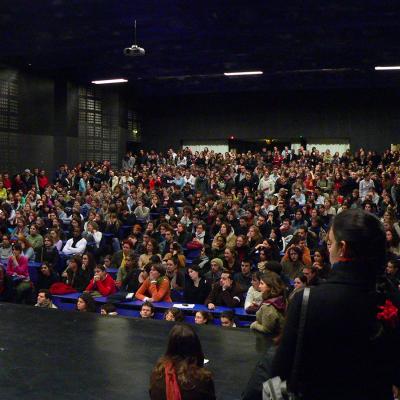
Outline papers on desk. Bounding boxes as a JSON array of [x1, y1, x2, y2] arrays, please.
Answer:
[[173, 303, 195, 309]]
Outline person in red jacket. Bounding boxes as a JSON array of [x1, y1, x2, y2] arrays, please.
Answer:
[[85, 265, 116, 296], [38, 169, 49, 192]]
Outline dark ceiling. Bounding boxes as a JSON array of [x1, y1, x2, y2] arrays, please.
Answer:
[[1, 1, 400, 95]]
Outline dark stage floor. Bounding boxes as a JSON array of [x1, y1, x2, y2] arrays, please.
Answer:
[[0, 303, 271, 400]]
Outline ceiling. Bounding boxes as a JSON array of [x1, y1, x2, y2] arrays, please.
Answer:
[[1, 1, 400, 95]]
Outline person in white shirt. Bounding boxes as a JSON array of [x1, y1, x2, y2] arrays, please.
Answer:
[[268, 168, 280, 185], [86, 221, 102, 248], [359, 174, 375, 201], [258, 171, 275, 196], [183, 171, 196, 187], [62, 228, 87, 256], [244, 271, 263, 313], [291, 188, 306, 206]]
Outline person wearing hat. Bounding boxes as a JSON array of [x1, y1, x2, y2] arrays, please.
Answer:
[[204, 258, 223, 283], [135, 263, 172, 302], [184, 264, 211, 304]]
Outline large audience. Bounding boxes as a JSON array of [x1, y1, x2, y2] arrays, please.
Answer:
[[0, 145, 400, 332]]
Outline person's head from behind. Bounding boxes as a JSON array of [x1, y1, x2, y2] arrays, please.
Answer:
[[259, 272, 285, 300], [140, 301, 154, 319], [265, 261, 283, 275], [164, 324, 205, 367], [77, 293, 96, 312], [220, 310, 235, 328], [328, 209, 385, 285], [164, 307, 185, 322], [195, 311, 212, 325]]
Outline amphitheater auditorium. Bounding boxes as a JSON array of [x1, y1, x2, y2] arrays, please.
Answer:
[[0, 2, 400, 400]]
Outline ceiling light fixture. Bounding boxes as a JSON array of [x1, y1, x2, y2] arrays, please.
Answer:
[[224, 71, 263, 76], [92, 79, 128, 84], [374, 66, 400, 71]]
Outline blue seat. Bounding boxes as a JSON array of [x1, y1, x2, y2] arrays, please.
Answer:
[[184, 315, 196, 324], [185, 248, 201, 260], [154, 312, 165, 320], [53, 300, 76, 311], [116, 308, 140, 318]]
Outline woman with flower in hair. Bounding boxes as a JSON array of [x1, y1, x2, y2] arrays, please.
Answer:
[[272, 209, 400, 400]]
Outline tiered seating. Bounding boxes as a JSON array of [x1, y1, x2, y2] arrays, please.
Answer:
[[52, 292, 256, 327]]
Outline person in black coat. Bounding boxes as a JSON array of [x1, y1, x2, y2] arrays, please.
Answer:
[[271, 209, 400, 400], [184, 265, 211, 304], [36, 262, 60, 291], [36, 235, 59, 267], [61, 255, 90, 292]]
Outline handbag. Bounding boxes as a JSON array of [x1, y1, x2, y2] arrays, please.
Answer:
[[262, 287, 311, 400]]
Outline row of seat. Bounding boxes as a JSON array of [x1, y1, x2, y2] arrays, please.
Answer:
[[52, 292, 256, 327]]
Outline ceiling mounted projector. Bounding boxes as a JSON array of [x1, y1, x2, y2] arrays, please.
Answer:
[[124, 44, 145, 56], [124, 20, 145, 56]]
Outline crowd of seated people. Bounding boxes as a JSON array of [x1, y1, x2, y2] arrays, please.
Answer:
[[0, 146, 399, 334]]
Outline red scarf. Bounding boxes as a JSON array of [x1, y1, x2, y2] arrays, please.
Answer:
[[165, 361, 182, 400]]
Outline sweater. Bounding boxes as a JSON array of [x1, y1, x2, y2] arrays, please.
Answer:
[[85, 274, 117, 296], [135, 277, 172, 302], [184, 278, 211, 304], [6, 255, 29, 280], [244, 286, 263, 312], [250, 296, 286, 335]]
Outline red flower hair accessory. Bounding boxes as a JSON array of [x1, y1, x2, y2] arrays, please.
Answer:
[[377, 300, 399, 329]]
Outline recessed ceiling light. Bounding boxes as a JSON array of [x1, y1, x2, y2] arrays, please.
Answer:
[[91, 79, 128, 84], [224, 71, 263, 76], [374, 66, 400, 71]]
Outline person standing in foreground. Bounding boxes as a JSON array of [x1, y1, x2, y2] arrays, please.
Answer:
[[271, 209, 400, 400], [149, 324, 215, 400]]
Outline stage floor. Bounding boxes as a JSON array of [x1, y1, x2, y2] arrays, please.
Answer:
[[0, 303, 271, 400]]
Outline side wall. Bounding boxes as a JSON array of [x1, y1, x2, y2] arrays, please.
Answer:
[[0, 68, 133, 174]]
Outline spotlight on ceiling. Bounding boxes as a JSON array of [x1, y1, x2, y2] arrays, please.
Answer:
[[91, 79, 128, 84], [224, 71, 263, 76], [374, 66, 400, 71]]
